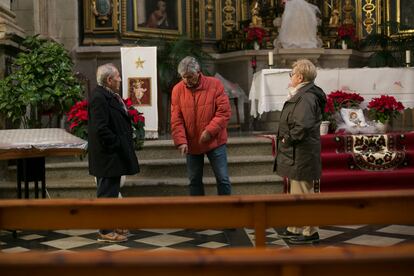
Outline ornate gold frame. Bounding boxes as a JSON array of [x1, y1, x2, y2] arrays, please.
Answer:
[[387, 0, 414, 36], [132, 0, 182, 37]]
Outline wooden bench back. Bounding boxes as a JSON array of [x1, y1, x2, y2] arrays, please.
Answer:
[[1, 190, 414, 247]]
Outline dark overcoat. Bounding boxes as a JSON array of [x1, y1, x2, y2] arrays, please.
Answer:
[[88, 86, 139, 177], [274, 83, 326, 181]]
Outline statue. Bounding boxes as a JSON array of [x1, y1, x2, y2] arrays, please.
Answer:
[[343, 0, 354, 25], [250, 0, 263, 27], [329, 8, 340, 27], [275, 0, 322, 49]]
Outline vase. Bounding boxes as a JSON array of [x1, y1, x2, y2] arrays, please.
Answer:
[[253, 41, 260, 50], [341, 40, 348, 50], [320, 121, 330, 135], [375, 121, 390, 133]]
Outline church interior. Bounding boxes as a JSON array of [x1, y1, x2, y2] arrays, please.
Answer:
[[0, 0, 414, 274]]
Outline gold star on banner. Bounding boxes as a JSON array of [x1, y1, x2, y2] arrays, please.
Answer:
[[135, 57, 145, 69]]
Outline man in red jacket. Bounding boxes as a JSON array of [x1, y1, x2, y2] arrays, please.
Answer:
[[171, 56, 232, 196]]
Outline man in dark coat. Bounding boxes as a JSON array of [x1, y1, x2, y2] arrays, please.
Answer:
[[274, 59, 326, 244], [88, 63, 139, 242]]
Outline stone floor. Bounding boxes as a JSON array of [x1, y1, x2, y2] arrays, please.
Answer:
[[1, 224, 413, 253]]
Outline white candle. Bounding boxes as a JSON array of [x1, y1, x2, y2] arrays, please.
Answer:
[[268, 51, 274, 66], [406, 50, 411, 64]]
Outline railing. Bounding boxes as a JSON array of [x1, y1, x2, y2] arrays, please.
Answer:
[[0, 244, 413, 276], [1, 190, 414, 247]]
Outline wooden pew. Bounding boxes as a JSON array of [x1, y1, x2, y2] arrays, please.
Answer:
[[0, 244, 413, 276], [1, 190, 414, 247]]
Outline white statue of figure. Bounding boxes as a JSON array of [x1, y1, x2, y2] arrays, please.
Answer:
[[275, 0, 322, 49]]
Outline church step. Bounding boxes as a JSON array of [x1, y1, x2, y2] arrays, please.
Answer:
[[0, 175, 283, 199], [44, 136, 273, 162], [6, 155, 275, 180]]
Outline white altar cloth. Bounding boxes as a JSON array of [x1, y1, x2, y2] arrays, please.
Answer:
[[249, 67, 414, 117]]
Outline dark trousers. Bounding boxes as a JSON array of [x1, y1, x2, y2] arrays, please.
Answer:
[[96, 176, 121, 234]]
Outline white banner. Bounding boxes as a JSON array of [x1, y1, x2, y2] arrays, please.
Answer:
[[121, 47, 158, 139]]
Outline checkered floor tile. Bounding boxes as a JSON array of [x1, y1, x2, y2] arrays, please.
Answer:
[[1, 225, 413, 253]]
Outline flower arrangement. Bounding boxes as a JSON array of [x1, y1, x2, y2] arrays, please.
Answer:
[[67, 97, 145, 150], [323, 90, 365, 132], [337, 24, 357, 47], [244, 27, 268, 49], [324, 90, 365, 118], [367, 95, 405, 123], [123, 98, 145, 150], [67, 99, 88, 140]]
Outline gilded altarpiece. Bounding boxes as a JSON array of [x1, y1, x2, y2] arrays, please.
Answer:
[[82, 0, 119, 45]]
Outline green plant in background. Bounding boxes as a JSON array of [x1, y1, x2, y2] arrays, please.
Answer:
[[0, 35, 82, 128]]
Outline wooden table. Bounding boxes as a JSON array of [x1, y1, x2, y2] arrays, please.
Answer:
[[0, 128, 87, 198]]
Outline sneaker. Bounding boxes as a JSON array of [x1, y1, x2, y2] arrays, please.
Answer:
[[115, 229, 131, 237], [277, 230, 301, 239], [289, 232, 320, 244], [97, 232, 127, 243]]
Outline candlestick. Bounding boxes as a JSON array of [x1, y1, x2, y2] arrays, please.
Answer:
[[268, 51, 274, 66], [406, 50, 411, 66]]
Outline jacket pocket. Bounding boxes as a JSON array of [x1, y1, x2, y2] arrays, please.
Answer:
[[278, 144, 295, 166]]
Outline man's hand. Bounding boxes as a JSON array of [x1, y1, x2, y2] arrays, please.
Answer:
[[199, 130, 211, 144], [178, 144, 188, 156]]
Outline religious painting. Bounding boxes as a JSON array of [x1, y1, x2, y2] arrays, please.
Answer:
[[133, 0, 182, 35], [128, 77, 152, 106]]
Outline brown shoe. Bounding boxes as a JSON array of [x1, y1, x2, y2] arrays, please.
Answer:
[[115, 229, 131, 236], [97, 232, 127, 243]]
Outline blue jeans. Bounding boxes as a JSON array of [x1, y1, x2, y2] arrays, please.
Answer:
[[186, 144, 231, 196]]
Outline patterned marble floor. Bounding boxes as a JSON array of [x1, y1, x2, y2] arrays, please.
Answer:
[[1, 224, 414, 253]]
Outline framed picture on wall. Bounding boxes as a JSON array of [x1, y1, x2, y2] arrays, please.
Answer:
[[387, 0, 414, 35], [128, 77, 152, 106], [133, 0, 183, 35]]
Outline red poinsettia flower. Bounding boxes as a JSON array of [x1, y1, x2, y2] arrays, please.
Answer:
[[367, 95, 405, 123], [66, 97, 145, 150]]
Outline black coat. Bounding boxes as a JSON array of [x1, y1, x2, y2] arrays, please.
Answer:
[[88, 86, 139, 177], [274, 83, 326, 181]]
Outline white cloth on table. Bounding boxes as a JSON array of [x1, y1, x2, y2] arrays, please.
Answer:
[[249, 67, 414, 117]]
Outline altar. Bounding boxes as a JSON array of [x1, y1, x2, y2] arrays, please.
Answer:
[[249, 67, 414, 118], [0, 128, 87, 198]]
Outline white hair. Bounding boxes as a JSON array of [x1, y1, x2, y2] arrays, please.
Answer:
[[177, 56, 200, 76], [96, 63, 118, 86]]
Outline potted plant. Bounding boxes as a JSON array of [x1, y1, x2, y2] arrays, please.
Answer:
[[324, 90, 365, 132], [67, 97, 145, 150], [367, 95, 404, 133], [0, 35, 82, 129], [244, 26, 268, 50], [337, 24, 357, 49]]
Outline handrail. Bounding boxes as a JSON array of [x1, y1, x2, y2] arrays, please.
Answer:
[[0, 244, 413, 276], [1, 190, 414, 247]]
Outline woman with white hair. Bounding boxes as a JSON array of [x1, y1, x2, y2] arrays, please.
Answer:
[[274, 59, 326, 244]]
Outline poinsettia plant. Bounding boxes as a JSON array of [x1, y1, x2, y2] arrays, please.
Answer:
[[324, 90, 365, 118], [367, 95, 404, 123], [323, 90, 365, 132], [337, 24, 358, 48], [123, 98, 145, 150], [244, 27, 268, 49], [67, 97, 145, 150], [67, 99, 88, 140]]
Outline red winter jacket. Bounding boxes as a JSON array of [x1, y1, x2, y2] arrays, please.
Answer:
[[171, 74, 231, 154]]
